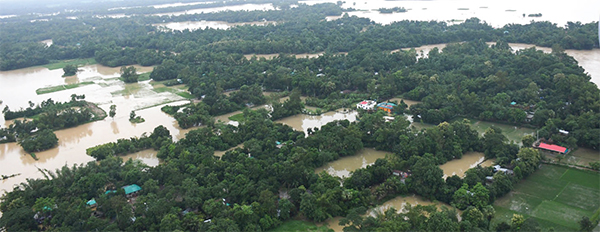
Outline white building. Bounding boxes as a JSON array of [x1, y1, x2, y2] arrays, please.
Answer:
[[356, 100, 377, 110]]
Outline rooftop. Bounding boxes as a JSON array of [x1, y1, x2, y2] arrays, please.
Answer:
[[123, 184, 142, 195], [537, 142, 568, 154]]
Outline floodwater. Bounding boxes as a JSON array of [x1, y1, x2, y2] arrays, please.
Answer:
[[368, 195, 455, 217], [410, 118, 534, 144], [388, 97, 421, 107], [151, 1, 215, 9], [154, 20, 275, 31], [314, 148, 389, 178], [319, 194, 458, 232], [301, 0, 599, 28], [276, 108, 358, 135], [120, 149, 163, 167], [439, 152, 495, 178], [501, 43, 600, 88], [0, 63, 190, 194], [152, 3, 274, 17], [244, 52, 324, 60]]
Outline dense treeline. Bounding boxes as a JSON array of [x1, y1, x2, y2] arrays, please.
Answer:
[[0, 97, 103, 152], [1, 106, 543, 231], [86, 126, 173, 160], [1, 3, 597, 70]]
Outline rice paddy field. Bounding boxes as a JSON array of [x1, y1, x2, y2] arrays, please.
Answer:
[[493, 164, 600, 230]]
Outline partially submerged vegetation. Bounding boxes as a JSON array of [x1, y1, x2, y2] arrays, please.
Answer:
[[0, 96, 106, 153], [0, 1, 599, 231], [35, 81, 94, 95]]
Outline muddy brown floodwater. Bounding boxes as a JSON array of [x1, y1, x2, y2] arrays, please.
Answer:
[[439, 152, 495, 178], [314, 148, 390, 178], [0, 63, 189, 194], [276, 109, 358, 135]]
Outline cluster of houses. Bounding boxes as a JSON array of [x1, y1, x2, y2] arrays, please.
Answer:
[[356, 100, 397, 113]]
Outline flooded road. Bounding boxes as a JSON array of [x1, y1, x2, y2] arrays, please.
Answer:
[[439, 152, 495, 178], [315, 148, 389, 178]]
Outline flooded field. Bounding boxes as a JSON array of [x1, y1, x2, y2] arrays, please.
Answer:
[[301, 0, 599, 28], [153, 3, 274, 17], [439, 152, 495, 178], [0, 63, 191, 193], [154, 20, 275, 31], [276, 109, 357, 135], [314, 148, 389, 178]]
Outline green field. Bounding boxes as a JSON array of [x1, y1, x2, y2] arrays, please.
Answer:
[[36, 81, 95, 94], [43, 58, 96, 70], [269, 220, 331, 232], [228, 113, 245, 122], [494, 165, 600, 230]]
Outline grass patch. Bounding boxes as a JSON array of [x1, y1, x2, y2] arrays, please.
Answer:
[[153, 86, 195, 99], [228, 113, 244, 122], [493, 165, 600, 230], [532, 200, 591, 228], [43, 58, 96, 70], [560, 168, 600, 189], [36, 81, 95, 95], [138, 72, 151, 81], [269, 220, 331, 232]]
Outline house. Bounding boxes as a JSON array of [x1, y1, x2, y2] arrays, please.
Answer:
[[377, 102, 397, 113], [356, 100, 377, 110], [536, 142, 568, 154], [493, 165, 513, 175], [392, 170, 411, 183], [123, 184, 142, 198], [558, 129, 569, 136], [525, 111, 535, 122], [86, 199, 97, 211], [383, 116, 395, 122]]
